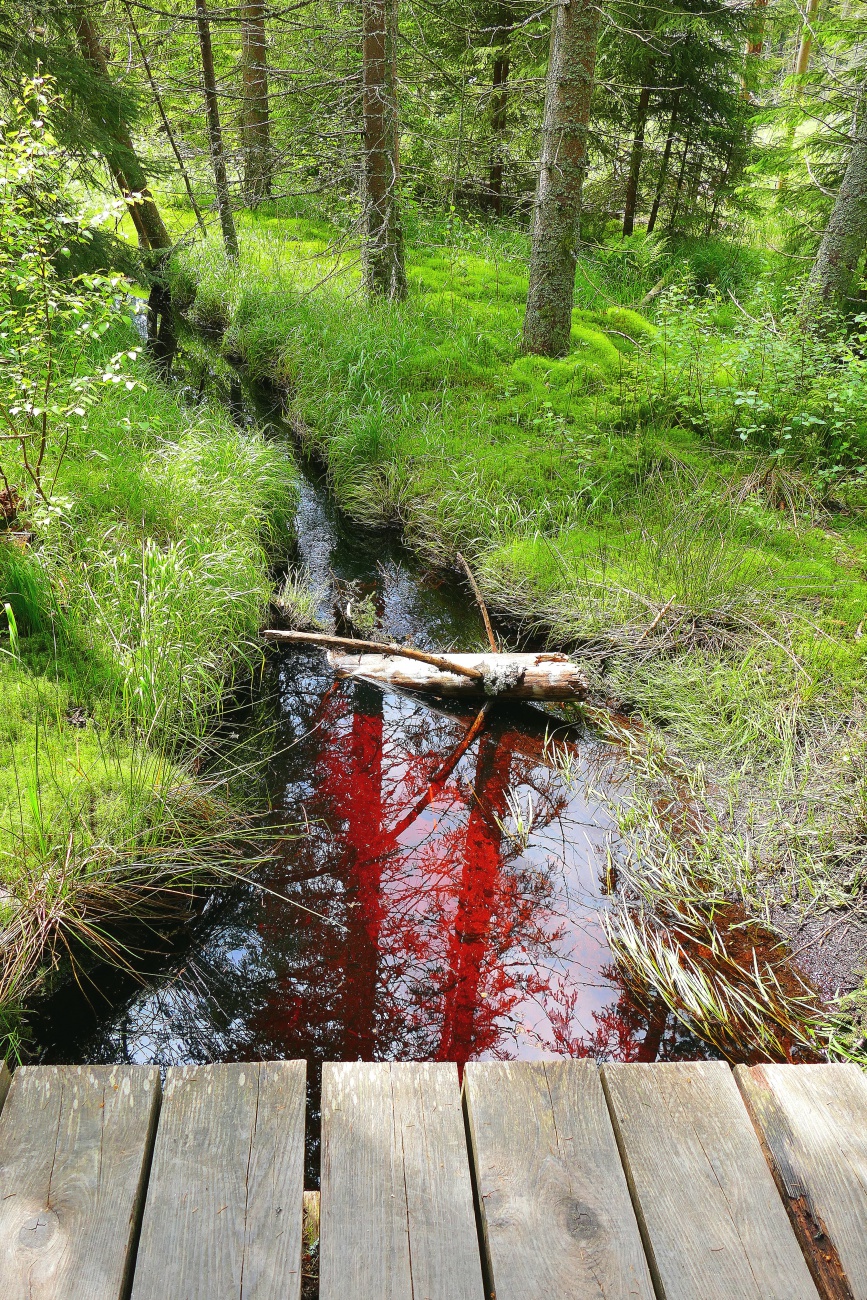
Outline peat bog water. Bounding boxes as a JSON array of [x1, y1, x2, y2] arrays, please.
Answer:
[[30, 340, 713, 1174]]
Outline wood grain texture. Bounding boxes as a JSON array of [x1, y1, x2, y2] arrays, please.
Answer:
[[0, 1064, 159, 1300], [603, 1061, 821, 1300], [319, 1061, 484, 1300], [463, 1060, 655, 1300], [131, 1060, 306, 1300], [735, 1063, 867, 1300]]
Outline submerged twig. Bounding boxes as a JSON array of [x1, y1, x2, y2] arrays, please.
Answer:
[[389, 704, 490, 840], [457, 552, 499, 652]]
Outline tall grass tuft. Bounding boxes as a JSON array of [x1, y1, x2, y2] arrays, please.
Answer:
[[0, 703, 278, 1059], [0, 319, 299, 1046]]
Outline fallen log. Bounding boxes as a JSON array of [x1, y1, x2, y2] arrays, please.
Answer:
[[262, 628, 484, 679], [326, 650, 587, 700], [262, 629, 588, 699]]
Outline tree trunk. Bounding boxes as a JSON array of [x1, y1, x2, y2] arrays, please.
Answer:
[[73, 7, 171, 250], [646, 95, 680, 234], [122, 0, 207, 235], [804, 94, 867, 313], [684, 151, 704, 227], [361, 0, 407, 300], [195, 0, 239, 259], [794, 0, 821, 79], [437, 730, 511, 1065], [622, 81, 653, 237], [666, 134, 691, 232], [341, 682, 385, 1059], [707, 144, 734, 234], [488, 6, 513, 214], [522, 0, 601, 357], [746, 0, 769, 57], [241, 0, 272, 204], [777, 0, 822, 191]]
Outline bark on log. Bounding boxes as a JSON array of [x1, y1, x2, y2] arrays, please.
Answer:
[[326, 651, 588, 700]]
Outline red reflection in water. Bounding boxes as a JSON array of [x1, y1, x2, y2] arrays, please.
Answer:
[[437, 729, 512, 1063], [249, 682, 695, 1066]]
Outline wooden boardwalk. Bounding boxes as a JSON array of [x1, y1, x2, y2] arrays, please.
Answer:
[[0, 1060, 863, 1299]]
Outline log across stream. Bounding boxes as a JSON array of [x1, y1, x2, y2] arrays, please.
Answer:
[[262, 631, 589, 700], [27, 340, 784, 1182]]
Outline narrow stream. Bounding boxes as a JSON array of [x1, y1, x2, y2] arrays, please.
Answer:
[[29, 340, 712, 1179]]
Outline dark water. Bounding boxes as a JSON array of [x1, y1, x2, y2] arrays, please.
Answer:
[[30, 359, 710, 1179]]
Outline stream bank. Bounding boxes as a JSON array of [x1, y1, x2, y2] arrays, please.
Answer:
[[0, 315, 297, 1054], [28, 355, 721, 1180], [29, 343, 848, 1164]]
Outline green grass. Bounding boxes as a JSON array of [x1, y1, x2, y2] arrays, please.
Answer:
[[0, 324, 297, 1048], [168, 203, 867, 1061]]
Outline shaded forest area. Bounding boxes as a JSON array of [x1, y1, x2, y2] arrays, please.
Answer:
[[0, 0, 866, 1064]]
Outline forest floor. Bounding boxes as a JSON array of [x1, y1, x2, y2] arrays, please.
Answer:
[[167, 202, 867, 1061], [0, 321, 297, 1051]]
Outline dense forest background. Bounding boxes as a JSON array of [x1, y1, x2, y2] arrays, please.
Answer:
[[1, 0, 864, 286]]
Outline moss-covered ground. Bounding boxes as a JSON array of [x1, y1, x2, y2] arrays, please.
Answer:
[[168, 204, 867, 1060]]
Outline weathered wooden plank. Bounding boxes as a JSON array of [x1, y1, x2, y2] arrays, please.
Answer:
[[320, 1062, 411, 1300], [319, 1061, 484, 1300], [463, 1060, 655, 1300], [735, 1063, 867, 1300], [131, 1060, 306, 1300], [0, 1064, 159, 1300], [603, 1061, 820, 1300]]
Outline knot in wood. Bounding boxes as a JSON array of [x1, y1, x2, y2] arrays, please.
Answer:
[[18, 1208, 60, 1249]]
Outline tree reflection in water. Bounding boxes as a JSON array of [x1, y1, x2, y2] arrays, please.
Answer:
[[243, 671, 702, 1069], [31, 656, 709, 1077]]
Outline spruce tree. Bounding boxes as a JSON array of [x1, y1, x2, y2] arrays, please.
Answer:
[[805, 89, 867, 314], [522, 0, 601, 357], [361, 0, 407, 300], [242, 0, 272, 204]]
